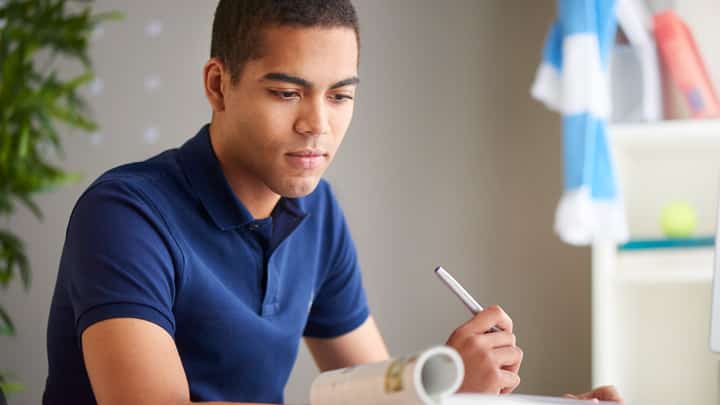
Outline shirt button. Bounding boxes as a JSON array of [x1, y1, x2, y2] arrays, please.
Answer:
[[248, 224, 259, 231]]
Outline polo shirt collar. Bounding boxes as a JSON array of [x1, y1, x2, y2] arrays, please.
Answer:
[[178, 124, 306, 231]]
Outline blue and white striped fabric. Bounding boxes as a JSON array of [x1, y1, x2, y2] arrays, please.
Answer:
[[531, 0, 629, 245]]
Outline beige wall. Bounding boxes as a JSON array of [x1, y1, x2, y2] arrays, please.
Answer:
[[287, 0, 592, 400], [0, 1, 595, 404]]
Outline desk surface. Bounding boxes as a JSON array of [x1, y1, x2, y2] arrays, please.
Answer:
[[444, 394, 609, 404]]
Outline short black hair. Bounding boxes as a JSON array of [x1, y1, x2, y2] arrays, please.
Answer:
[[211, 0, 360, 84]]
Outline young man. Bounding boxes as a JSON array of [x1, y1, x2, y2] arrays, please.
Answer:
[[43, 1, 619, 404]]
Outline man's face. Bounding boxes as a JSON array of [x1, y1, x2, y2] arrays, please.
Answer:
[[212, 25, 358, 198]]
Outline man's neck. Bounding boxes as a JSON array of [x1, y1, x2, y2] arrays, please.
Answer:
[[227, 181, 280, 219], [208, 123, 280, 219]]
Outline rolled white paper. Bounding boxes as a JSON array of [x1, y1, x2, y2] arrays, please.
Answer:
[[310, 345, 464, 405]]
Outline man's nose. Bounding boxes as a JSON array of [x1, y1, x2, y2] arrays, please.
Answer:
[[295, 97, 330, 137]]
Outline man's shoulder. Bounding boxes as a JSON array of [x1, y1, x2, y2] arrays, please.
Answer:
[[93, 148, 181, 190], [75, 148, 188, 220]]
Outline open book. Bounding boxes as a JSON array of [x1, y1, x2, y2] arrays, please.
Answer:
[[309, 346, 612, 405]]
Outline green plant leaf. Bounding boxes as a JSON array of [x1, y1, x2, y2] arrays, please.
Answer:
[[0, 1, 123, 384], [17, 124, 30, 159], [16, 245, 30, 290], [0, 306, 15, 336], [33, 110, 62, 150], [63, 71, 94, 92], [0, 256, 14, 287], [47, 105, 98, 131], [0, 196, 12, 216], [0, 229, 28, 291], [91, 10, 125, 23], [16, 193, 43, 220], [0, 381, 24, 395]]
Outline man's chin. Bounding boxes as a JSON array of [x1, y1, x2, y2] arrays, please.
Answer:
[[274, 176, 321, 198]]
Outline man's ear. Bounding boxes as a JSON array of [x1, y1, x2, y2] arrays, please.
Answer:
[[203, 58, 227, 113]]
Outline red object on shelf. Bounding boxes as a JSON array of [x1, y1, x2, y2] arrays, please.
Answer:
[[653, 10, 720, 119]]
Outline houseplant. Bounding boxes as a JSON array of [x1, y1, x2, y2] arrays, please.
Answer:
[[0, 0, 121, 395]]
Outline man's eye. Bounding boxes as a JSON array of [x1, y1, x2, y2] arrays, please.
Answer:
[[270, 90, 300, 100], [331, 94, 353, 102]]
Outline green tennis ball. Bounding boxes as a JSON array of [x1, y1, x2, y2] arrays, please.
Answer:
[[660, 201, 697, 238]]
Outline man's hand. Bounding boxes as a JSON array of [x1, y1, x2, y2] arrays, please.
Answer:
[[563, 385, 624, 403], [446, 305, 523, 394]]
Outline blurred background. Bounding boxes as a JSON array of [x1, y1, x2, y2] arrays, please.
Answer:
[[0, 1, 719, 404]]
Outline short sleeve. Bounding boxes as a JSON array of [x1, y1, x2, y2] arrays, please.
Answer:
[[63, 178, 181, 339], [303, 185, 369, 338]]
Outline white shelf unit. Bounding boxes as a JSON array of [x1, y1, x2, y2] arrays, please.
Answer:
[[615, 247, 714, 284], [592, 119, 720, 405]]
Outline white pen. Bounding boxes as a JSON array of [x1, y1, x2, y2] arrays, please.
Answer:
[[434, 266, 501, 332]]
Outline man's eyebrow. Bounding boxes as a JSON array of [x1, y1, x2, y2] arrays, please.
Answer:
[[262, 72, 311, 87], [329, 76, 359, 90], [261, 72, 359, 90]]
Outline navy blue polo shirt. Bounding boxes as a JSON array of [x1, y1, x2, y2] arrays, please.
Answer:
[[43, 124, 370, 404]]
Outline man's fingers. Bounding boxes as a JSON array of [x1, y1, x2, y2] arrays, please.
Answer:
[[564, 386, 622, 403], [498, 346, 523, 374], [591, 385, 623, 402], [482, 305, 513, 333], [480, 331, 516, 349], [563, 394, 599, 403], [460, 331, 516, 353], [576, 393, 598, 400], [448, 305, 513, 346], [446, 306, 523, 395], [492, 346, 523, 369], [498, 369, 520, 393], [499, 368, 521, 394]]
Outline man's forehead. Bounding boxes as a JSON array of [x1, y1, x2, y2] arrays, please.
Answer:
[[247, 25, 358, 82]]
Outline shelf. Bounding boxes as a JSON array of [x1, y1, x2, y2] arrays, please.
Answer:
[[609, 119, 720, 151], [607, 119, 720, 237], [615, 246, 714, 284], [618, 236, 715, 251], [616, 268, 712, 283], [595, 119, 720, 404], [610, 118, 720, 137]]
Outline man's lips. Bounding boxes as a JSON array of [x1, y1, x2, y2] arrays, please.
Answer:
[[285, 150, 328, 169], [286, 149, 327, 157]]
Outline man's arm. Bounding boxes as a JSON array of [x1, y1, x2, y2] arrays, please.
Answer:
[[304, 316, 389, 371], [82, 318, 276, 405]]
